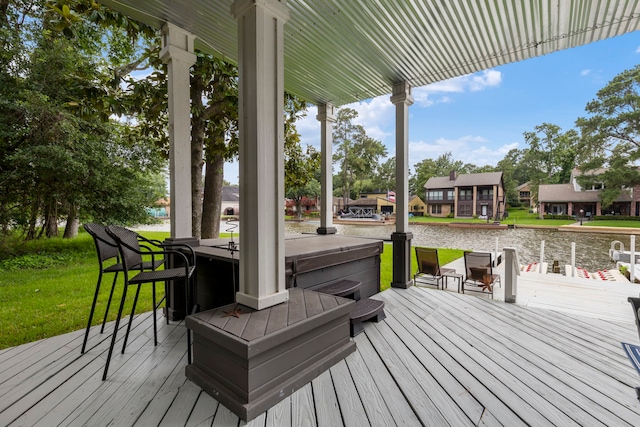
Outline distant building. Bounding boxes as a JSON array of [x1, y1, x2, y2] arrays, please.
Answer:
[[333, 196, 354, 214], [538, 168, 640, 217], [222, 186, 240, 215], [340, 191, 426, 216], [515, 182, 534, 210], [150, 197, 170, 218], [423, 171, 506, 218], [285, 196, 318, 215], [352, 191, 396, 215]]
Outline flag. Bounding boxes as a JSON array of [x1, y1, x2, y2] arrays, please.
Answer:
[[387, 190, 395, 202]]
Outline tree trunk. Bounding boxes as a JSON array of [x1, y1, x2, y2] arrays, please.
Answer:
[[25, 198, 39, 241], [201, 153, 224, 238], [44, 202, 58, 238], [63, 204, 79, 238], [0, 1, 9, 23], [295, 197, 303, 219], [190, 73, 206, 238]]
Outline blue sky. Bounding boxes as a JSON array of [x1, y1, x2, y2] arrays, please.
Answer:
[[224, 31, 640, 185]]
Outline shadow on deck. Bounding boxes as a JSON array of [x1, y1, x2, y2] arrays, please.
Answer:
[[1, 286, 640, 426]]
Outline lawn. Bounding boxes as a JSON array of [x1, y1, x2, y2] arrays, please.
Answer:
[[0, 230, 173, 349], [379, 243, 465, 291], [409, 208, 577, 227], [586, 220, 640, 228], [504, 208, 577, 226], [0, 229, 464, 349]]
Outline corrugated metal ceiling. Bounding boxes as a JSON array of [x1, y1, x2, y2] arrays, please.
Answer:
[[100, 0, 640, 106]]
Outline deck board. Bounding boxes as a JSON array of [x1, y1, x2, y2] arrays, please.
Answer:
[[311, 369, 342, 427], [2, 286, 640, 426]]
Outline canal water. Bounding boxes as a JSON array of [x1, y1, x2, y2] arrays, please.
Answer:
[[143, 219, 633, 273], [284, 221, 635, 273]]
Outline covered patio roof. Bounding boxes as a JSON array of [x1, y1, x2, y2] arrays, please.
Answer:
[[100, 0, 640, 105]]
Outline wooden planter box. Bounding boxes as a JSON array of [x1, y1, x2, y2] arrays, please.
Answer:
[[185, 288, 355, 421]]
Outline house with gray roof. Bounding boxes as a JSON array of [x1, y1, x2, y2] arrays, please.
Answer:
[[423, 171, 505, 219], [222, 186, 240, 215], [538, 169, 638, 218]]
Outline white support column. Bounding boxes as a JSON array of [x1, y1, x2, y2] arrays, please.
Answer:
[[504, 247, 519, 303], [160, 23, 196, 239], [232, 0, 290, 310], [316, 103, 337, 235], [390, 82, 414, 289]]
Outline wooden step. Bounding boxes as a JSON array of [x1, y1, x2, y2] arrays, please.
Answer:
[[350, 298, 385, 337], [314, 279, 361, 300]]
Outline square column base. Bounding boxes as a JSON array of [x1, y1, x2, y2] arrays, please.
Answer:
[[185, 288, 355, 421], [316, 226, 337, 235], [391, 232, 413, 289]]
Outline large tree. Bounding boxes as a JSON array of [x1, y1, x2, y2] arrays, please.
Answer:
[[576, 64, 640, 208], [333, 108, 387, 203], [284, 94, 319, 219], [371, 157, 396, 192], [0, 1, 165, 239], [522, 123, 577, 184], [496, 148, 525, 206], [519, 123, 578, 205], [64, 1, 311, 238]]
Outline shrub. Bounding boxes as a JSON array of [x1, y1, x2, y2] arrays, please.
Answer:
[[543, 214, 573, 220]]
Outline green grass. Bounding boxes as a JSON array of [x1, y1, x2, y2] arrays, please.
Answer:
[[0, 229, 463, 349], [380, 243, 465, 291], [410, 208, 575, 226], [585, 220, 640, 228], [0, 230, 177, 349], [503, 208, 576, 226]]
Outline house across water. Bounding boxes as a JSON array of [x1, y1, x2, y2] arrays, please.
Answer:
[[538, 168, 640, 218]]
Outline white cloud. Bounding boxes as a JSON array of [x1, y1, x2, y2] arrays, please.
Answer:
[[297, 105, 321, 149], [344, 96, 394, 143], [636, 46, 640, 53], [413, 69, 502, 107], [580, 69, 591, 76], [297, 95, 395, 148], [409, 136, 518, 169]]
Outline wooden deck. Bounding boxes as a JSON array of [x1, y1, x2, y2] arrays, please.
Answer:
[[2, 285, 640, 426]]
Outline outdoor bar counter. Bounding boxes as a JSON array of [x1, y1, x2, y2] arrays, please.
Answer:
[[171, 234, 383, 316]]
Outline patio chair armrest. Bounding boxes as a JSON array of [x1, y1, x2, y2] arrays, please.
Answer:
[[159, 242, 196, 264], [138, 234, 164, 247], [159, 249, 196, 269]]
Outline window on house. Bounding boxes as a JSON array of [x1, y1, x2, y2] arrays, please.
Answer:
[[459, 189, 472, 201], [428, 190, 443, 201], [431, 204, 442, 214], [479, 188, 493, 198], [447, 190, 454, 200]]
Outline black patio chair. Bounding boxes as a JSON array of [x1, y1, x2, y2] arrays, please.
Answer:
[[82, 223, 164, 354], [102, 225, 196, 380], [414, 247, 456, 289], [463, 251, 501, 299]]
